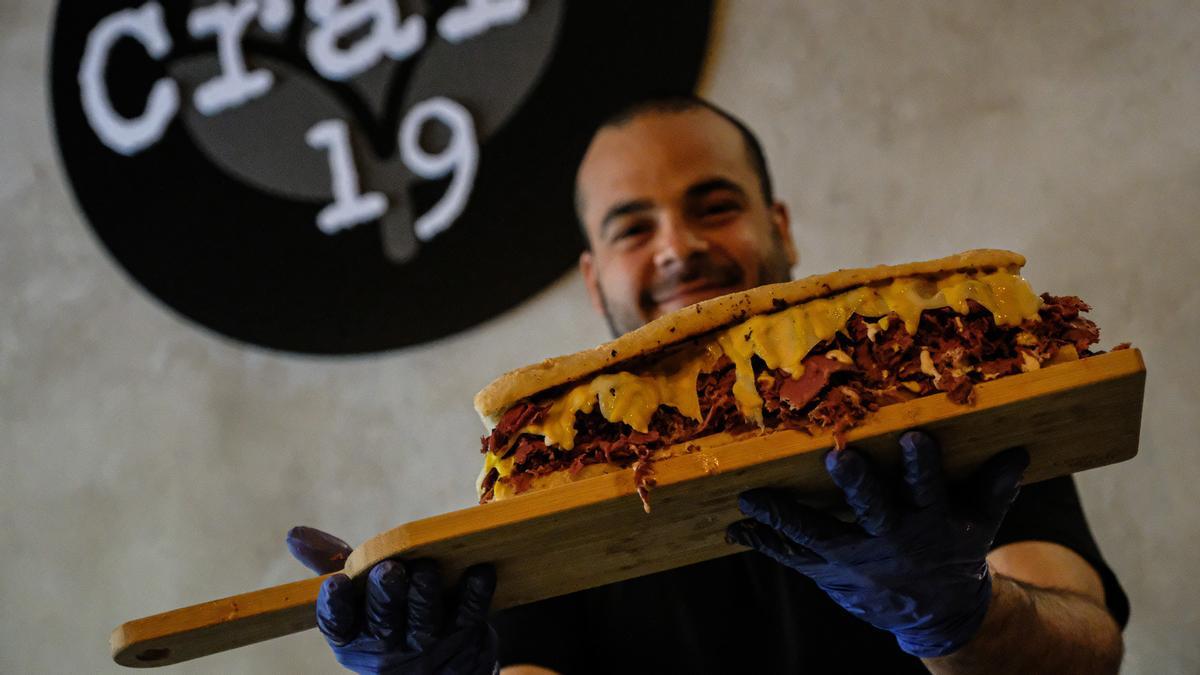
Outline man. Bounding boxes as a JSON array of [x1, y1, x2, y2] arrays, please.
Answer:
[[290, 97, 1128, 674]]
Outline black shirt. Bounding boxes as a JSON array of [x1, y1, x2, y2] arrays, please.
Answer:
[[491, 476, 1128, 674]]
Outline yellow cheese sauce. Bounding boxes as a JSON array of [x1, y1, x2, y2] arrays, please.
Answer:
[[488, 271, 1041, 477], [524, 342, 724, 451]]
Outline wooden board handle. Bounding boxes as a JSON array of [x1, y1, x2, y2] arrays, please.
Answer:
[[110, 575, 327, 668]]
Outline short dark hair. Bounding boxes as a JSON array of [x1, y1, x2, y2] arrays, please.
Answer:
[[575, 95, 775, 241]]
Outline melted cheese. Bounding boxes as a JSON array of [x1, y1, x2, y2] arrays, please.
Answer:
[[486, 271, 1041, 476], [483, 448, 514, 480], [523, 343, 723, 450]]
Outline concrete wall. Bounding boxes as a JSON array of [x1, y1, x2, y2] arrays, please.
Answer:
[[3, 1, 1198, 672]]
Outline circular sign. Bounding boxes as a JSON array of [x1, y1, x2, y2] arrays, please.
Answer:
[[50, 0, 712, 354]]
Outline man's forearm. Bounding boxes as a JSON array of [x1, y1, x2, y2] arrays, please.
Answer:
[[923, 573, 1122, 675]]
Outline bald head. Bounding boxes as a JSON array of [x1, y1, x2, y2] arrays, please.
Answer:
[[575, 97, 774, 233], [575, 102, 796, 335]]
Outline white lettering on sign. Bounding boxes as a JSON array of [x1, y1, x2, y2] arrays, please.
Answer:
[[305, 0, 426, 81], [437, 0, 528, 43], [257, 0, 294, 32], [188, 0, 280, 116], [306, 118, 387, 234], [78, 1, 519, 247], [78, 2, 179, 156], [400, 97, 478, 242]]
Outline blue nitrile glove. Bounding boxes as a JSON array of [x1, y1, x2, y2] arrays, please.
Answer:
[[317, 559, 499, 675], [287, 526, 353, 574], [725, 430, 1029, 658]]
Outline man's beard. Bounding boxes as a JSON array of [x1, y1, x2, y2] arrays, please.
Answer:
[[597, 242, 794, 338]]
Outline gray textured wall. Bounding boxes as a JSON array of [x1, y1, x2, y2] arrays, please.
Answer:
[[3, 1, 1198, 673]]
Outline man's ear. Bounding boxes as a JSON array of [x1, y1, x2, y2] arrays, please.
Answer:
[[579, 250, 607, 317], [771, 202, 799, 267]]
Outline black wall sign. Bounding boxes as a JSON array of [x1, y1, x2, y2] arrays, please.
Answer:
[[50, 0, 712, 354]]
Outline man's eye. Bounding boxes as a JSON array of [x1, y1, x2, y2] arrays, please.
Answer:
[[613, 223, 651, 242], [702, 201, 739, 216]]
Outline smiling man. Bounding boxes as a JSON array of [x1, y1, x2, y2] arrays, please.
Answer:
[[292, 97, 1128, 675], [577, 101, 796, 333]]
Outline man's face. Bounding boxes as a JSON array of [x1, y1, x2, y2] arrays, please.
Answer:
[[577, 108, 797, 336]]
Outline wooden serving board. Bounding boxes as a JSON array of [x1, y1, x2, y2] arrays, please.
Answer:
[[112, 348, 1145, 668]]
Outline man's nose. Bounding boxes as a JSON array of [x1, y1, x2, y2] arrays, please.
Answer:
[[652, 217, 709, 269]]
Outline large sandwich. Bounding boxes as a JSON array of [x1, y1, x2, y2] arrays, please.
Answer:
[[474, 249, 1115, 506]]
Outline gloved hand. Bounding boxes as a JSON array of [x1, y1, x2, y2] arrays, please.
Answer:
[[317, 559, 499, 675], [725, 430, 1029, 658]]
